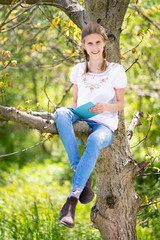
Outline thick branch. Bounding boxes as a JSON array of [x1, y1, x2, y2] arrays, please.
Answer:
[[127, 111, 143, 140], [0, 105, 92, 134], [0, 0, 85, 29]]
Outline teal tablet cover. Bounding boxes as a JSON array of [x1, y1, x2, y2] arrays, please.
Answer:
[[72, 102, 98, 119]]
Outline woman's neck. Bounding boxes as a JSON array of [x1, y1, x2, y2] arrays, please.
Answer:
[[88, 59, 108, 73]]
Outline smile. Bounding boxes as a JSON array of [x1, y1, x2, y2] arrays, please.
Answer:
[[91, 51, 100, 54]]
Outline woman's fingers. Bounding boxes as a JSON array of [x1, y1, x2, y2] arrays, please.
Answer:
[[90, 103, 104, 113]]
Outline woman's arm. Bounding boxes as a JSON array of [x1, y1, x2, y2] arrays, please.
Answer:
[[90, 88, 125, 113], [69, 84, 78, 109]]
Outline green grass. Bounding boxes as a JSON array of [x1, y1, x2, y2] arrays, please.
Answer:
[[0, 159, 101, 240], [0, 157, 159, 239]]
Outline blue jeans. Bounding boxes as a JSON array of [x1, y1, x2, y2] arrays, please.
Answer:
[[54, 107, 114, 197]]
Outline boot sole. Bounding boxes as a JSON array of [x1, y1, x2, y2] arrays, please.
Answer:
[[58, 218, 74, 228]]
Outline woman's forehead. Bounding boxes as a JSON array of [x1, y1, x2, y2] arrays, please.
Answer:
[[84, 33, 104, 42]]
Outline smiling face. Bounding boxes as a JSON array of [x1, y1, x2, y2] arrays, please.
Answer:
[[82, 33, 106, 61]]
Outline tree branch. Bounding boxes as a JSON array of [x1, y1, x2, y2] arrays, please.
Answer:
[[139, 201, 160, 210], [43, 77, 56, 110], [125, 58, 139, 72], [1, 2, 39, 28], [0, 0, 85, 29], [122, 39, 143, 55], [0, 138, 48, 158], [126, 84, 160, 98], [130, 116, 153, 148], [57, 83, 73, 106], [0, 60, 11, 71], [136, 172, 160, 178], [127, 111, 143, 140], [0, 5, 38, 33], [0, 0, 24, 29], [130, 4, 160, 31], [0, 105, 92, 135]]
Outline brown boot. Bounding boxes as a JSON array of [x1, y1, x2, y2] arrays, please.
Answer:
[[79, 177, 95, 204], [58, 197, 78, 228]]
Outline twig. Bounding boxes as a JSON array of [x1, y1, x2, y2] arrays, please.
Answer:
[[130, 4, 160, 31], [137, 172, 160, 178], [0, 60, 11, 71], [130, 116, 153, 148], [0, 138, 48, 158], [139, 201, 160, 210], [3, 3, 39, 26], [123, 39, 143, 55], [0, 6, 38, 33], [57, 83, 73, 106], [38, 5, 52, 24], [43, 77, 59, 126], [43, 77, 56, 110], [125, 58, 139, 72], [136, 155, 160, 178], [0, 0, 24, 30]]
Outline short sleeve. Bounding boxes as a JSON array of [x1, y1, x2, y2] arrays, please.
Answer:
[[70, 64, 79, 84], [111, 64, 127, 89]]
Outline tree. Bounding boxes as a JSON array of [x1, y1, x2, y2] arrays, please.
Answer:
[[0, 0, 159, 239]]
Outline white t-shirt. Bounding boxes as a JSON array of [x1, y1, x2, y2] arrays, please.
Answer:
[[70, 62, 127, 131]]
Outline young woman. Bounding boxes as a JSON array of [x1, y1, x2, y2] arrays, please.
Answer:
[[54, 22, 127, 228]]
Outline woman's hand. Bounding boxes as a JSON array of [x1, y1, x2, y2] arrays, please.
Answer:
[[89, 102, 105, 113], [90, 89, 125, 113]]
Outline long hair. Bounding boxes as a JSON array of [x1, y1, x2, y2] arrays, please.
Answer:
[[81, 22, 108, 74]]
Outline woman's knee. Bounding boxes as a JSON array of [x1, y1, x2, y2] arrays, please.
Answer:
[[54, 107, 71, 121], [86, 131, 112, 150], [86, 133, 101, 150]]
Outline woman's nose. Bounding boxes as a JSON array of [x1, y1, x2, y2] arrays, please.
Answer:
[[92, 44, 97, 50]]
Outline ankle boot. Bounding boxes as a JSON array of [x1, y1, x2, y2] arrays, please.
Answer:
[[79, 177, 95, 204], [58, 197, 78, 228]]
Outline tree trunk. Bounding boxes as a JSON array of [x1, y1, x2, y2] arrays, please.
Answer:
[[84, 1, 142, 239], [91, 130, 142, 240]]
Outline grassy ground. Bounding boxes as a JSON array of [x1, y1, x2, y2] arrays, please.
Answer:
[[0, 156, 159, 240], [0, 158, 101, 240]]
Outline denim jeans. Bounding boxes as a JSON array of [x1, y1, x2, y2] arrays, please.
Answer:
[[54, 107, 114, 198]]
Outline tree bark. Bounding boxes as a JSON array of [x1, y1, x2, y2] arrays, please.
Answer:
[[0, 0, 85, 29], [0, 0, 146, 239], [0, 105, 92, 135], [83, 1, 143, 239]]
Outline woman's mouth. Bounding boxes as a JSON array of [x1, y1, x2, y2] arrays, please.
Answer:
[[91, 51, 100, 55]]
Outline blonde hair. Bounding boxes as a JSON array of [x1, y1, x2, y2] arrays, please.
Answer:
[[81, 22, 108, 74]]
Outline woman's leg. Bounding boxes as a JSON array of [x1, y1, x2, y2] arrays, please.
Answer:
[[54, 107, 80, 170], [70, 123, 114, 198]]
